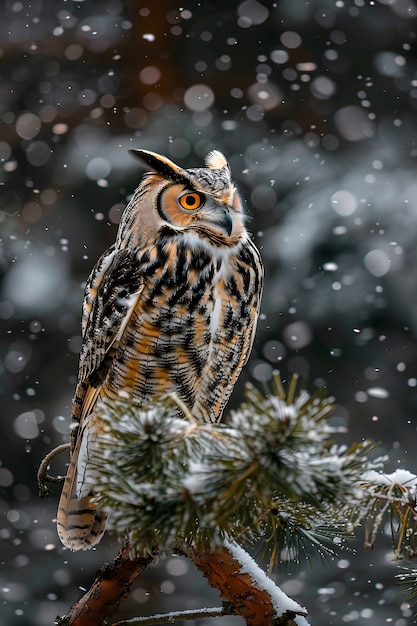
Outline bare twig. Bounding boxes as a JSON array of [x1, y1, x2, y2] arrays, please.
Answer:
[[364, 494, 392, 550], [37, 443, 70, 497], [113, 604, 234, 625]]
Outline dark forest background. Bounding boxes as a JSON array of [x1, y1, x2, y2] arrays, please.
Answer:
[[1, 0, 417, 624]]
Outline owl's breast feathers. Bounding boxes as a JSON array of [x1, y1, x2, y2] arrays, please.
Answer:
[[73, 229, 262, 432]]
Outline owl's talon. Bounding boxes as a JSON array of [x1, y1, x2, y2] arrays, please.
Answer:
[[37, 443, 70, 497]]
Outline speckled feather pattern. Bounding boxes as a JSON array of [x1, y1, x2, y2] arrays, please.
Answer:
[[57, 149, 263, 550]]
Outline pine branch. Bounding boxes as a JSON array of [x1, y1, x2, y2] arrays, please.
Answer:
[[264, 496, 354, 573], [55, 544, 156, 626], [91, 376, 381, 562], [178, 539, 308, 626], [396, 567, 417, 614], [51, 375, 399, 626], [56, 539, 308, 626], [360, 469, 417, 559]]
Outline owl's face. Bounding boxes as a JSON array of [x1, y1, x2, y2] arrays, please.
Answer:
[[117, 150, 247, 250]]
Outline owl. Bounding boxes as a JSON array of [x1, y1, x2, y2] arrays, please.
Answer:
[[57, 149, 264, 550]]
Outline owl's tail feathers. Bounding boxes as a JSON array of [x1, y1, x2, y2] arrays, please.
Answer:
[[57, 491, 107, 551], [57, 436, 108, 550]]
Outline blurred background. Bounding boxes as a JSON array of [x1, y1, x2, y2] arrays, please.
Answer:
[[1, 0, 417, 624]]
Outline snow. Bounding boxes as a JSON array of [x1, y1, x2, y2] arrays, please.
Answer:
[[180, 462, 207, 494], [330, 189, 358, 216], [124, 606, 224, 622], [224, 537, 307, 618], [367, 386, 390, 399], [3, 249, 69, 314], [363, 249, 391, 277], [363, 469, 417, 488]]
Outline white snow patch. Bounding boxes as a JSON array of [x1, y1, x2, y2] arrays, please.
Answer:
[[362, 469, 417, 487], [224, 538, 307, 618], [181, 462, 207, 494]]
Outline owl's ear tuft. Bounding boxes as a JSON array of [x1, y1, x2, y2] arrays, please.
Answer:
[[205, 150, 229, 171], [129, 149, 191, 186]]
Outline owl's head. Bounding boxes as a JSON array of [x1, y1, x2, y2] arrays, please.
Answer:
[[117, 149, 247, 249]]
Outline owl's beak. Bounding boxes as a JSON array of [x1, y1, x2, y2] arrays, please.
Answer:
[[221, 209, 233, 236], [202, 202, 233, 236], [203, 204, 233, 237]]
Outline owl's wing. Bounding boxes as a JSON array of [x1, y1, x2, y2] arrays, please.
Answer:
[[57, 247, 145, 550], [77, 246, 144, 388], [69, 246, 145, 443]]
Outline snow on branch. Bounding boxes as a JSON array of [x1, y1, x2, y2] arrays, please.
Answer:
[[224, 537, 306, 617], [360, 468, 417, 559], [178, 539, 309, 626], [357, 470, 417, 616]]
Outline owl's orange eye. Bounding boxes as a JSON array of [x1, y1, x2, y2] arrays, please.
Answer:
[[179, 192, 204, 211]]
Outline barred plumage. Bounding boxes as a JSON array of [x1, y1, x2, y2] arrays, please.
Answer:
[[57, 149, 264, 550]]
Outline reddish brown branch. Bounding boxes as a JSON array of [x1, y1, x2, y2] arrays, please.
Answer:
[[56, 541, 306, 626], [56, 544, 156, 626], [178, 541, 307, 626]]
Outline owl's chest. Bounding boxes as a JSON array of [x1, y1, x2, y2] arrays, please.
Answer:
[[134, 254, 231, 344], [119, 237, 255, 367], [103, 240, 259, 405], [108, 254, 231, 402]]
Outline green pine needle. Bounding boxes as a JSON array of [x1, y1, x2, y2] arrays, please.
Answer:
[[263, 496, 354, 574], [396, 567, 417, 614], [89, 375, 381, 561]]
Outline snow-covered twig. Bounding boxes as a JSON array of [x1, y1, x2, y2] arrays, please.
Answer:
[[360, 469, 417, 558], [112, 605, 232, 625], [224, 538, 306, 618]]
